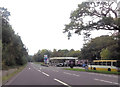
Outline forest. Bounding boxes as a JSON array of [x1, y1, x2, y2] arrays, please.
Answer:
[[1, 7, 29, 69]]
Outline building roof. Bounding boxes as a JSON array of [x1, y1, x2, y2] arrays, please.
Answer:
[[50, 57, 78, 60]]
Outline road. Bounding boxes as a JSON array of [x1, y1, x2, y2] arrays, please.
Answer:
[[4, 63, 120, 87]]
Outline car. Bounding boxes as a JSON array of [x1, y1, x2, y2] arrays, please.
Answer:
[[64, 62, 67, 67], [82, 64, 87, 67], [56, 63, 64, 67]]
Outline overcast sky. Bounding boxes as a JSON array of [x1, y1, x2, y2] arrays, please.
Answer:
[[1, 0, 114, 55]]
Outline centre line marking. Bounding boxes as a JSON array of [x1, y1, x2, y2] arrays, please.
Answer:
[[72, 74, 80, 77], [42, 72, 49, 77], [63, 72, 72, 75], [54, 78, 71, 87], [64, 72, 79, 77], [38, 70, 41, 72]]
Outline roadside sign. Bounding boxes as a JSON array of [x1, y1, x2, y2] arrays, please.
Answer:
[[44, 55, 48, 64]]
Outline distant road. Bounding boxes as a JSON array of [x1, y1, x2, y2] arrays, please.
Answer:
[[4, 63, 120, 86]]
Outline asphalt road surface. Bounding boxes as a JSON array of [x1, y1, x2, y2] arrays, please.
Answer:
[[4, 63, 120, 87]]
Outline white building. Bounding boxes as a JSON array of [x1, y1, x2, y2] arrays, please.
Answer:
[[49, 57, 78, 66]]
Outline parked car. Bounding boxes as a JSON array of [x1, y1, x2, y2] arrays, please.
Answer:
[[56, 63, 64, 67], [64, 62, 67, 67], [82, 64, 87, 67]]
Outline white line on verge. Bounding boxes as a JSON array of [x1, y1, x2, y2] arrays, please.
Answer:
[[42, 72, 49, 77], [94, 78, 119, 85], [54, 78, 71, 87]]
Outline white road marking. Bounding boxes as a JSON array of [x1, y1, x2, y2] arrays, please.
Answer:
[[63, 72, 72, 75], [38, 70, 41, 72], [64, 72, 80, 77], [29, 68, 30, 69], [42, 72, 49, 77], [54, 78, 71, 87], [94, 78, 119, 85], [72, 74, 80, 77]]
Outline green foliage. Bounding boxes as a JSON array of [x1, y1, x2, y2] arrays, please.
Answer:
[[67, 50, 81, 57], [63, 1, 120, 60], [63, 1, 120, 39], [100, 48, 111, 60], [26, 55, 33, 62], [1, 7, 28, 69], [50, 49, 81, 57], [80, 35, 119, 60], [107, 43, 120, 60], [33, 49, 52, 62], [33, 49, 81, 62]]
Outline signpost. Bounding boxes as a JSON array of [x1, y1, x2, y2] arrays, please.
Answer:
[[44, 55, 48, 64]]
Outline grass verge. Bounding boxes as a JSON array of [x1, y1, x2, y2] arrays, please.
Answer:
[[64, 68, 120, 75], [2, 64, 27, 84]]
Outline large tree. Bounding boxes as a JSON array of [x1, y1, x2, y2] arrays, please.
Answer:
[[33, 49, 52, 62], [63, 1, 120, 39], [1, 7, 28, 69], [63, 1, 120, 60], [80, 35, 119, 60]]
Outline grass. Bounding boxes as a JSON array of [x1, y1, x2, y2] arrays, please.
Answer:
[[64, 68, 86, 72], [2, 64, 27, 83], [64, 68, 120, 75]]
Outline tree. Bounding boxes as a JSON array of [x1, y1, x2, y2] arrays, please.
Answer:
[[33, 49, 52, 62], [57, 49, 69, 57], [63, 1, 120, 60], [51, 49, 58, 57], [33, 49, 81, 62], [63, 1, 120, 38], [0, 7, 10, 21], [66, 49, 81, 57], [100, 48, 111, 60], [1, 7, 28, 69], [26, 55, 33, 62], [80, 35, 118, 60], [107, 43, 119, 60]]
